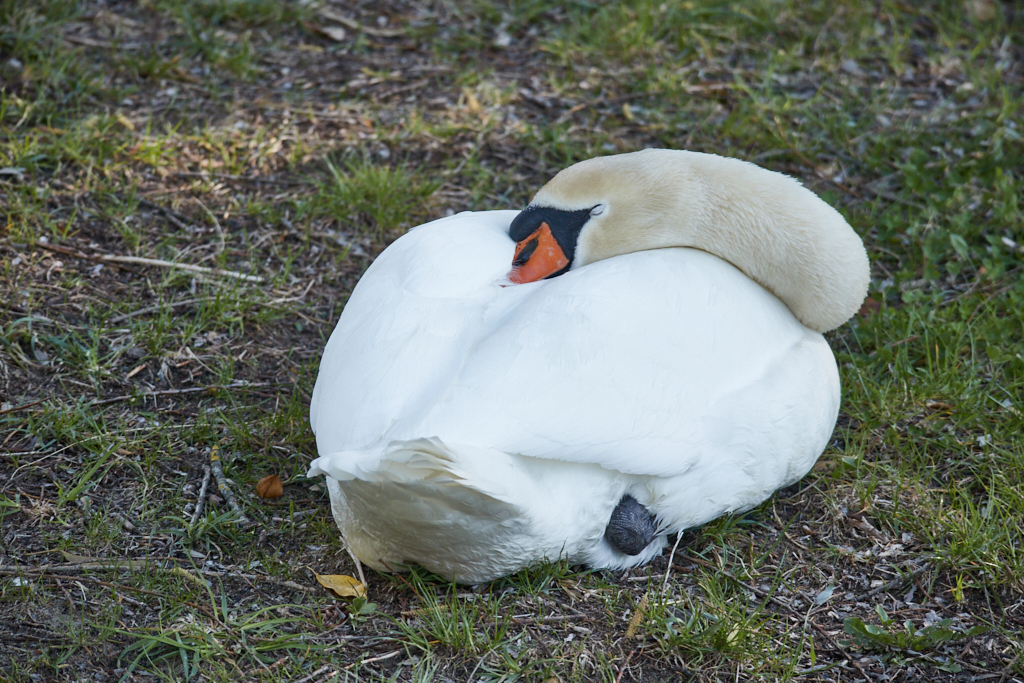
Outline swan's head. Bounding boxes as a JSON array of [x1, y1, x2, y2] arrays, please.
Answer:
[[507, 204, 602, 283], [507, 149, 870, 333]]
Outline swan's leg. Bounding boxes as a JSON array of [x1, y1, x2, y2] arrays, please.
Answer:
[[343, 536, 367, 587], [604, 494, 657, 555]]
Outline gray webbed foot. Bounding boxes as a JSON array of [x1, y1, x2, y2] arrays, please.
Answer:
[[604, 494, 657, 555]]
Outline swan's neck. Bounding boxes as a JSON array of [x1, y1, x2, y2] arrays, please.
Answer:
[[537, 150, 870, 333]]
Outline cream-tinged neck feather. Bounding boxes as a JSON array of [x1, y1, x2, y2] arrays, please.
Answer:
[[530, 149, 870, 333]]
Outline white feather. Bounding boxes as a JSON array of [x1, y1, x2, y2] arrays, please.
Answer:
[[309, 210, 840, 583]]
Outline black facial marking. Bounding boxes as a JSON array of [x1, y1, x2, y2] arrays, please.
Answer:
[[508, 205, 595, 273], [604, 494, 657, 556]]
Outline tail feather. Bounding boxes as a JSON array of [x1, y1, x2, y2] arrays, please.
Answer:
[[309, 437, 470, 485]]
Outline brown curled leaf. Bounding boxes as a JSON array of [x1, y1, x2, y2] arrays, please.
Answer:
[[256, 474, 284, 499]]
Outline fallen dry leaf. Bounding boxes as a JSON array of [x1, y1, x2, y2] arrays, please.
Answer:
[[316, 573, 366, 598], [305, 22, 347, 42], [256, 474, 283, 499], [62, 551, 101, 563]]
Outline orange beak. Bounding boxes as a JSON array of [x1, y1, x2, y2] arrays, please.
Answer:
[[508, 221, 570, 284]]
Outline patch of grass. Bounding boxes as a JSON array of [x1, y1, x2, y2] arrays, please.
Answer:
[[843, 604, 987, 661], [299, 155, 439, 241], [648, 590, 770, 663], [149, 0, 312, 80], [0, 0, 113, 128], [118, 600, 321, 680], [165, 0, 309, 29], [397, 571, 514, 656]]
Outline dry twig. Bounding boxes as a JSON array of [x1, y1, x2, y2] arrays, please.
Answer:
[[90, 381, 272, 407], [36, 241, 262, 282], [190, 465, 212, 527], [614, 649, 636, 683], [0, 562, 313, 593], [98, 254, 263, 282], [0, 399, 43, 415], [209, 444, 253, 526]]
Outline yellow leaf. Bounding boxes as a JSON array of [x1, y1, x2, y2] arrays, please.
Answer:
[[316, 573, 366, 598]]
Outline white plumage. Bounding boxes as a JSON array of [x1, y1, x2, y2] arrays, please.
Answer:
[[308, 159, 857, 582]]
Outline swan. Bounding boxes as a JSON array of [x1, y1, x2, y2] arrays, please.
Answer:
[[308, 149, 869, 584]]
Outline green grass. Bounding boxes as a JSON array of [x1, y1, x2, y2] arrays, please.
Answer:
[[1, 0, 1022, 681]]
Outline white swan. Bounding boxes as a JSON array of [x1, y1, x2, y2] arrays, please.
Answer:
[[308, 149, 869, 584]]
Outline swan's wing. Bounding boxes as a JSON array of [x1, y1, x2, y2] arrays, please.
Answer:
[[415, 248, 839, 479], [311, 214, 838, 480], [309, 210, 519, 448]]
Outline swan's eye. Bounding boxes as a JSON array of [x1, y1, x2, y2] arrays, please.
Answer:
[[590, 204, 605, 217]]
